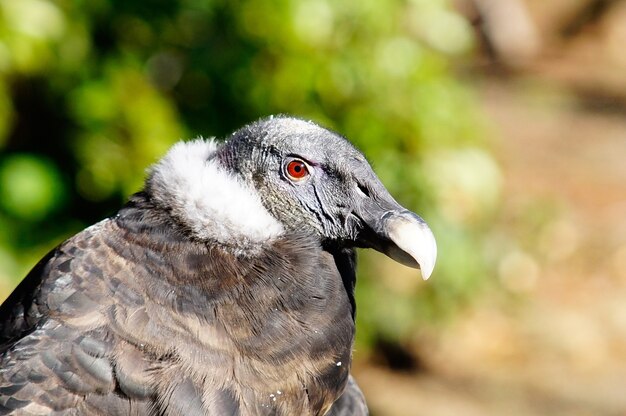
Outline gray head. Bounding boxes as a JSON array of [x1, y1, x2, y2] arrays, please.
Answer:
[[216, 116, 437, 279]]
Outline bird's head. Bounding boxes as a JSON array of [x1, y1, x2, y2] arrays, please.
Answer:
[[215, 116, 437, 280]]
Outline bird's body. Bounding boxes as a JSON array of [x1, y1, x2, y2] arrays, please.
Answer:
[[0, 117, 435, 415]]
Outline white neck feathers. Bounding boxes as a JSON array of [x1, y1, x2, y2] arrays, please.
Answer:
[[148, 139, 283, 248]]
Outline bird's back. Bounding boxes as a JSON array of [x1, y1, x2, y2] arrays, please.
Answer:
[[0, 219, 135, 413]]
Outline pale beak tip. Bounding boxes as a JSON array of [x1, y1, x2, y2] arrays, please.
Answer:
[[416, 228, 437, 281], [419, 256, 435, 281], [386, 214, 437, 281]]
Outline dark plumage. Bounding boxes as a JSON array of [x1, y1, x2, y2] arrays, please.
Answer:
[[0, 116, 436, 415]]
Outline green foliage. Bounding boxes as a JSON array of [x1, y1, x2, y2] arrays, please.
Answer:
[[0, 154, 65, 219], [0, 0, 501, 353]]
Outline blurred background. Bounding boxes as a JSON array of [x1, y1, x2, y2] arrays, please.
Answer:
[[0, 0, 625, 414]]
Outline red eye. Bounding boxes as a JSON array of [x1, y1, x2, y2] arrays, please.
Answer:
[[286, 159, 309, 181]]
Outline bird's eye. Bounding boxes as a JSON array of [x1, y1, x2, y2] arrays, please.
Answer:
[[285, 159, 309, 181]]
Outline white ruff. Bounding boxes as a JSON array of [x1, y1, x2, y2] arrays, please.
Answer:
[[149, 139, 283, 247]]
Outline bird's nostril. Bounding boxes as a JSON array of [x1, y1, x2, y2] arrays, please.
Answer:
[[356, 183, 370, 198]]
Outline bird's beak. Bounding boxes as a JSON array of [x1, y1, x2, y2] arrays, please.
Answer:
[[355, 192, 437, 280], [377, 210, 437, 280]]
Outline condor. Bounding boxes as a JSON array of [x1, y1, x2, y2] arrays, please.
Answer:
[[0, 116, 436, 416]]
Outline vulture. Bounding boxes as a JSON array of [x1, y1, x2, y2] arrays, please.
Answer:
[[0, 116, 436, 415]]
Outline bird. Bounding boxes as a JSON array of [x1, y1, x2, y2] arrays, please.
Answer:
[[0, 116, 436, 415]]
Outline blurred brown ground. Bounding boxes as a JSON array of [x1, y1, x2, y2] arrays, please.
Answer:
[[354, 1, 626, 414]]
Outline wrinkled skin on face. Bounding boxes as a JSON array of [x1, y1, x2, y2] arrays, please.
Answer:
[[217, 116, 436, 279]]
